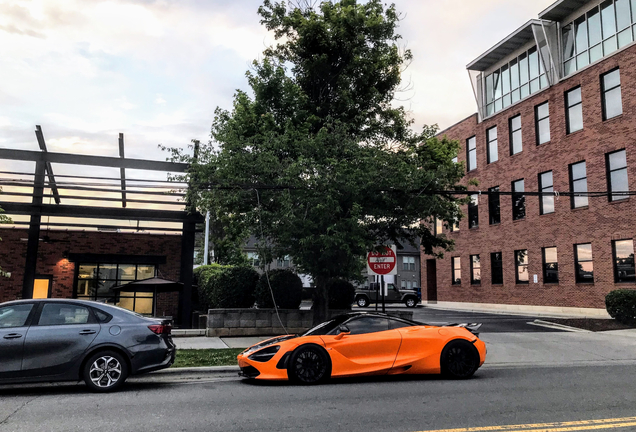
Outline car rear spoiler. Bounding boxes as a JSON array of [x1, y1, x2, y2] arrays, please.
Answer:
[[449, 323, 482, 336]]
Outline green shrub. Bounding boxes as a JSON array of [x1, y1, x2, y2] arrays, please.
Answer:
[[254, 269, 303, 309], [328, 279, 355, 310], [197, 265, 258, 309], [606, 289, 636, 325], [193, 264, 226, 311]]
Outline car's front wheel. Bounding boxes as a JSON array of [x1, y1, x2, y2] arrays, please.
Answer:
[[404, 297, 417, 308], [82, 350, 129, 392], [356, 296, 369, 308], [287, 345, 331, 385], [440, 340, 479, 379]]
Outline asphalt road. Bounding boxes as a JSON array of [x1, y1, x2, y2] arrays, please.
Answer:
[[1, 364, 635, 432], [357, 305, 565, 333]]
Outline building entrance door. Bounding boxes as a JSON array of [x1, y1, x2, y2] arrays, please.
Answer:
[[426, 260, 437, 302]]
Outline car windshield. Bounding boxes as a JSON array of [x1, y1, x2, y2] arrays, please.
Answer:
[[302, 315, 351, 336]]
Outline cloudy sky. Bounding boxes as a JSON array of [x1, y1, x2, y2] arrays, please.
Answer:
[[0, 0, 556, 162]]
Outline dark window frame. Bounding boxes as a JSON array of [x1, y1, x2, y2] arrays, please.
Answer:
[[574, 243, 594, 284], [488, 186, 501, 225], [509, 115, 522, 155], [542, 247, 559, 284], [569, 160, 589, 208], [535, 101, 551, 145], [606, 149, 629, 202], [601, 67, 622, 121], [512, 179, 526, 220], [515, 249, 529, 284], [612, 239, 636, 283], [565, 86, 583, 134], [490, 252, 503, 285], [539, 170, 555, 215], [470, 254, 481, 285], [486, 126, 498, 164], [451, 257, 461, 285], [466, 136, 477, 172]]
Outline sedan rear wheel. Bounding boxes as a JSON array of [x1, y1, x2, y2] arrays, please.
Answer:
[[83, 350, 128, 392], [440, 340, 479, 379], [288, 345, 331, 385]]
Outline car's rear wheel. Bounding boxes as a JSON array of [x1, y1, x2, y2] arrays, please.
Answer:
[[288, 345, 331, 385], [82, 350, 129, 392], [440, 340, 479, 379], [356, 296, 369, 308], [404, 297, 417, 308]]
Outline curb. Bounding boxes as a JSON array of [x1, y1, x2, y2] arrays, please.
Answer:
[[528, 319, 592, 332]]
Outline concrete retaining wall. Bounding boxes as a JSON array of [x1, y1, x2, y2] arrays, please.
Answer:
[[206, 309, 414, 337]]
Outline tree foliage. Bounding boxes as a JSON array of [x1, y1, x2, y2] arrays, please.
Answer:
[[168, 0, 468, 323], [254, 269, 303, 309]]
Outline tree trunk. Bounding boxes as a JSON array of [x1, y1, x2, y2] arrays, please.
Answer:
[[312, 275, 329, 325]]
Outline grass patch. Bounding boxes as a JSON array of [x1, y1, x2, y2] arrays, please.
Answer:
[[173, 349, 244, 368]]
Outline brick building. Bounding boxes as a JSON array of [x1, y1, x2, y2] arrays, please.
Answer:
[[422, 0, 636, 313]]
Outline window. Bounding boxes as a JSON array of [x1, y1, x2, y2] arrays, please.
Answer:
[[487, 126, 498, 163], [509, 115, 522, 155], [565, 87, 583, 133], [606, 149, 629, 201], [247, 252, 260, 267], [542, 247, 559, 283], [488, 186, 501, 225], [539, 171, 555, 215], [602, 68, 623, 120], [452, 257, 461, 285], [38, 304, 91, 326], [491, 252, 503, 285], [484, 46, 548, 116], [515, 250, 529, 284], [76, 263, 156, 309], [535, 102, 550, 145], [452, 156, 458, 164], [470, 255, 481, 285], [276, 255, 291, 268], [613, 239, 635, 282], [562, 1, 636, 76], [388, 317, 417, 330], [434, 218, 443, 236], [0, 304, 33, 328], [401, 280, 415, 289], [450, 219, 459, 232], [467, 136, 477, 171], [403, 256, 415, 271], [569, 161, 589, 208], [468, 194, 479, 229], [512, 179, 526, 220], [345, 317, 389, 335], [575, 243, 594, 283]]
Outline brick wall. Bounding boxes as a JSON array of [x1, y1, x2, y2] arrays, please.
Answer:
[[423, 43, 636, 309], [0, 228, 182, 307]]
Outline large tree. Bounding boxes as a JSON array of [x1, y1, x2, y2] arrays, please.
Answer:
[[172, 0, 468, 323]]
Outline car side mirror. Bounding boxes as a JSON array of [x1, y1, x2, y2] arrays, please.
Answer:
[[335, 325, 350, 340]]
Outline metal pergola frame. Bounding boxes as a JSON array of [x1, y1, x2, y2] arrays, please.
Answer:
[[0, 126, 203, 327]]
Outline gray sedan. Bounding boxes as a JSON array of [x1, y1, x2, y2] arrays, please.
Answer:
[[0, 298, 175, 392]]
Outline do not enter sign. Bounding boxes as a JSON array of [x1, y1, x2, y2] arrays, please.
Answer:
[[367, 245, 397, 276]]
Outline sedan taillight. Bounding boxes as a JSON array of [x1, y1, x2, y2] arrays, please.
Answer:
[[148, 324, 171, 335]]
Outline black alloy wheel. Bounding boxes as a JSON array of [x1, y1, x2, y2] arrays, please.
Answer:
[[356, 296, 369, 308], [440, 340, 479, 379], [288, 345, 331, 385]]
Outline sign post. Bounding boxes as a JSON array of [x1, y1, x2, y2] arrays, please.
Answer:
[[367, 246, 398, 313]]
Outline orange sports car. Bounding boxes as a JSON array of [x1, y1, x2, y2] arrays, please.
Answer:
[[237, 312, 486, 384]]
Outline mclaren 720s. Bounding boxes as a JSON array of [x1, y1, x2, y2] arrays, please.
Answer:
[[237, 312, 486, 384]]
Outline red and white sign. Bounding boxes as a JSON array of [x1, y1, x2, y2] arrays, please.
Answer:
[[367, 245, 397, 276]]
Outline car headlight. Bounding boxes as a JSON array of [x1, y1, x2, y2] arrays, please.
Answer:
[[248, 345, 281, 362]]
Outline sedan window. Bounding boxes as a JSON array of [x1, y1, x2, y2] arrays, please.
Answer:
[[38, 304, 92, 326], [388, 318, 417, 330], [343, 317, 390, 335], [0, 304, 33, 328]]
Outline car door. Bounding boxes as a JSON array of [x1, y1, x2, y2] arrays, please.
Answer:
[[320, 316, 402, 377], [21, 302, 101, 377], [0, 303, 36, 378], [392, 323, 444, 374]]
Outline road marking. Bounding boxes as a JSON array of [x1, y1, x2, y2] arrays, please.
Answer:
[[414, 417, 636, 432]]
